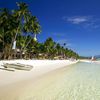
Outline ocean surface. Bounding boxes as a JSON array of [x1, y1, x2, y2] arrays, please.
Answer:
[[29, 62, 100, 100]]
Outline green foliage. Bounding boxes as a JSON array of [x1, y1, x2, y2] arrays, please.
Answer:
[[0, 2, 79, 60], [27, 37, 79, 59], [0, 2, 41, 59]]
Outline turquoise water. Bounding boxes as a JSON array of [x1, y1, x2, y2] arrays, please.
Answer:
[[97, 58, 100, 61], [30, 62, 100, 100]]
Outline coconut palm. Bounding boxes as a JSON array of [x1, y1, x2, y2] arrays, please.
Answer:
[[23, 16, 41, 50], [12, 2, 41, 58], [44, 37, 56, 59], [55, 43, 61, 55], [0, 8, 13, 59], [0, 2, 79, 60], [12, 2, 30, 46]]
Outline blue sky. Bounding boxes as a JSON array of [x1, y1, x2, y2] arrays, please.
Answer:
[[1, 0, 100, 56]]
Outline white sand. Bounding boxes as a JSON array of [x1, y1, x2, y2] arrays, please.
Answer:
[[80, 59, 92, 63], [0, 60, 78, 87], [80, 59, 100, 64], [0, 60, 79, 100]]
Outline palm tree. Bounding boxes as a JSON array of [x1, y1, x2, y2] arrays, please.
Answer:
[[55, 43, 61, 55], [23, 16, 41, 50], [13, 2, 41, 58], [12, 2, 30, 48], [0, 2, 79, 60], [44, 37, 56, 59], [0, 8, 13, 59], [0, 2, 30, 59]]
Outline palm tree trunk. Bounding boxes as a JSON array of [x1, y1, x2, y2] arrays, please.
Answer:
[[22, 38, 32, 52]]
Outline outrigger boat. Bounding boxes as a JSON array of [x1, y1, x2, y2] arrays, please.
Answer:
[[3, 63, 33, 71]]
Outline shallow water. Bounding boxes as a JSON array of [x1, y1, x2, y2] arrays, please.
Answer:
[[27, 62, 100, 100]]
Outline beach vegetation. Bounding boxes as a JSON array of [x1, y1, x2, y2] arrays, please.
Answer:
[[0, 2, 79, 60]]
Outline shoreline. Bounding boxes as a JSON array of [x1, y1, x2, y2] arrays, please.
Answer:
[[0, 60, 78, 87], [0, 60, 100, 99], [0, 59, 78, 100], [80, 59, 100, 64]]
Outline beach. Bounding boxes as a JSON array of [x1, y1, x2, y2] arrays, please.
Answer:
[[0, 59, 78, 100], [80, 59, 100, 64]]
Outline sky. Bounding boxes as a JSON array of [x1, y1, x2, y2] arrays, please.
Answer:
[[0, 0, 100, 56]]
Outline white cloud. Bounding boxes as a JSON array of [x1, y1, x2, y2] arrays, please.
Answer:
[[68, 17, 88, 24], [64, 16, 90, 24], [62, 16, 100, 29]]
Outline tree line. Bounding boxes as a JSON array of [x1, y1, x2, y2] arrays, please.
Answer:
[[0, 2, 79, 60]]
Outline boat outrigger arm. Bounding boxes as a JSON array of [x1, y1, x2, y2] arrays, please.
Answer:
[[3, 63, 33, 71]]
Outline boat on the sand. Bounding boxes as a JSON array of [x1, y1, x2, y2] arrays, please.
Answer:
[[3, 63, 33, 71]]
